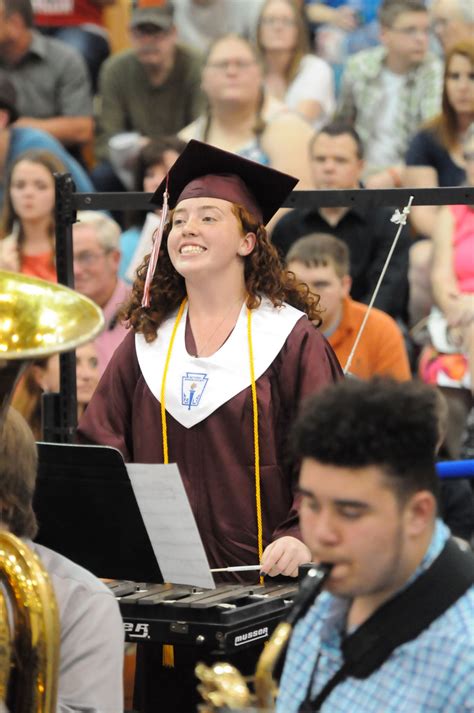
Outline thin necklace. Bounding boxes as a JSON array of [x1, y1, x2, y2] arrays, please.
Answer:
[[189, 295, 244, 358]]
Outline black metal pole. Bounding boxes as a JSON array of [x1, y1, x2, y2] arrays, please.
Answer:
[[42, 173, 78, 444]]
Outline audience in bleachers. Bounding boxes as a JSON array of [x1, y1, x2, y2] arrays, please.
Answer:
[[72, 211, 129, 375], [92, 0, 203, 192], [32, 0, 115, 93], [271, 123, 410, 319], [430, 0, 474, 55], [12, 340, 101, 439], [405, 40, 474, 325], [120, 135, 186, 283], [304, 0, 381, 92], [256, 0, 335, 129], [287, 232, 412, 378], [179, 33, 315, 190], [0, 0, 94, 152], [0, 72, 94, 206], [173, 0, 264, 53], [418, 123, 474, 456], [0, 149, 66, 280], [335, 0, 442, 188]]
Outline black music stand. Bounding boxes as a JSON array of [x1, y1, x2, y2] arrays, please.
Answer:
[[34, 442, 163, 583]]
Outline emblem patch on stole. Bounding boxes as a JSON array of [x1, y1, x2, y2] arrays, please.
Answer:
[[181, 372, 209, 410]]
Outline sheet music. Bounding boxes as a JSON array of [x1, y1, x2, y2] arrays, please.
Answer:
[[126, 463, 215, 589]]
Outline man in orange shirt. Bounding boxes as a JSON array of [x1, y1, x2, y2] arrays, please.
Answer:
[[287, 233, 411, 380]]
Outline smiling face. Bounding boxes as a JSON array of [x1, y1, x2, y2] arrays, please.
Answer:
[[9, 160, 55, 223], [166, 197, 256, 283], [445, 52, 474, 117], [298, 460, 422, 603], [201, 36, 262, 107]]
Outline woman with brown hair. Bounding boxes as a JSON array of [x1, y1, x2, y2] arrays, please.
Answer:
[[78, 140, 341, 711], [0, 149, 66, 281], [404, 39, 474, 238], [256, 0, 335, 129], [179, 34, 315, 191], [403, 39, 474, 325]]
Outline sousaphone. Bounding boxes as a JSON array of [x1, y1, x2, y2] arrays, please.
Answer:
[[0, 270, 104, 712]]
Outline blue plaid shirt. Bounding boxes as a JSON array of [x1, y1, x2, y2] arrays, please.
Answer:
[[277, 520, 474, 712]]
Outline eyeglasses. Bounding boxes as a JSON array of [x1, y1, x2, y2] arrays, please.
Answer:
[[463, 152, 474, 163], [74, 249, 111, 266], [260, 16, 297, 27], [206, 59, 257, 71], [389, 25, 430, 37]]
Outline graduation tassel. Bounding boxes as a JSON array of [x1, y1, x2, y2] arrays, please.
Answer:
[[141, 178, 169, 308]]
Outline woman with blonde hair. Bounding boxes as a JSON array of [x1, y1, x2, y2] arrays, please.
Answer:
[[256, 0, 335, 129], [0, 149, 66, 281]]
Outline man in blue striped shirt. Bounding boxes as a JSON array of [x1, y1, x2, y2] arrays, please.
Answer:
[[277, 378, 474, 713]]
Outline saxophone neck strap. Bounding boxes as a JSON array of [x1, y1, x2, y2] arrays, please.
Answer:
[[299, 538, 474, 711]]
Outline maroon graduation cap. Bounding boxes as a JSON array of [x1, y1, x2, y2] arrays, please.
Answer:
[[149, 139, 298, 226]]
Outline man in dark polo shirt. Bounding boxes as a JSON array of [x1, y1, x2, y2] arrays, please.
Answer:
[[272, 123, 410, 319]]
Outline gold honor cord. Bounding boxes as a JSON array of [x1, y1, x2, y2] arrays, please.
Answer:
[[159, 299, 263, 663]]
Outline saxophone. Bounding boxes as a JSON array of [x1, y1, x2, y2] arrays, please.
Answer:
[[196, 564, 332, 712]]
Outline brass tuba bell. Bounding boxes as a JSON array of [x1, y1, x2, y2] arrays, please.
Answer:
[[0, 270, 105, 712]]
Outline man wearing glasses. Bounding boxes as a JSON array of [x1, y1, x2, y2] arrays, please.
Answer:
[[73, 211, 129, 374], [335, 0, 442, 189]]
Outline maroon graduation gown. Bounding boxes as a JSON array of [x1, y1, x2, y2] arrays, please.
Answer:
[[78, 315, 342, 578]]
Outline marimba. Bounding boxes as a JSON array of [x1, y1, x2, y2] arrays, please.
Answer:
[[108, 580, 298, 655]]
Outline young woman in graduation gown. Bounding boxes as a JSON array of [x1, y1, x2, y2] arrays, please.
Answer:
[[77, 141, 342, 711], [78, 140, 342, 580]]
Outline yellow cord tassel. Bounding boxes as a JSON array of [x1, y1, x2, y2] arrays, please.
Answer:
[[162, 644, 175, 668], [158, 301, 264, 668]]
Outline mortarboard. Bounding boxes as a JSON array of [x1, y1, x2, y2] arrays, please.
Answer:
[[150, 140, 298, 226]]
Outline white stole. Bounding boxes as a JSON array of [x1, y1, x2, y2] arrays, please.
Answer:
[[135, 297, 305, 428]]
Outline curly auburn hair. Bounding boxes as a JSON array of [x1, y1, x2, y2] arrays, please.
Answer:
[[121, 203, 322, 342]]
